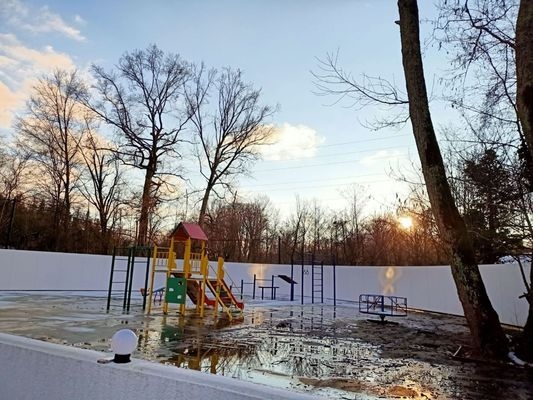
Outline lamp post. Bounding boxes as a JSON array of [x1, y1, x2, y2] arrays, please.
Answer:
[[111, 329, 138, 363]]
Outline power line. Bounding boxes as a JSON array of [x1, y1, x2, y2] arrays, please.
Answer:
[[243, 172, 387, 188], [183, 142, 415, 181], [263, 144, 413, 163], [301, 134, 411, 149], [255, 151, 412, 172], [259, 142, 413, 164], [244, 177, 400, 193]]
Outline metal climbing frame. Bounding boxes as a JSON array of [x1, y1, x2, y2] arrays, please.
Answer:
[[106, 246, 152, 313], [311, 259, 324, 304]]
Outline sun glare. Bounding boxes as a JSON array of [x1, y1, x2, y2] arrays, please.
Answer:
[[398, 216, 413, 230]]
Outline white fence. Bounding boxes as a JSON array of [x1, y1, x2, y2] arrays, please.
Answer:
[[0, 249, 529, 326]]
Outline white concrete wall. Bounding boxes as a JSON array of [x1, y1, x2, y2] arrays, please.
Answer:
[[0, 249, 529, 326], [0, 249, 112, 290], [0, 333, 323, 400], [224, 261, 530, 326]]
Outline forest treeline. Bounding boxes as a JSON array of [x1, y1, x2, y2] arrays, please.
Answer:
[[0, 147, 527, 266]]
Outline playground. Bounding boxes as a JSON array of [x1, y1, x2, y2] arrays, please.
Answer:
[[1, 223, 532, 399], [0, 291, 532, 399]]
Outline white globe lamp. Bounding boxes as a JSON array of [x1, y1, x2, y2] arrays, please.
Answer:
[[111, 329, 138, 363]]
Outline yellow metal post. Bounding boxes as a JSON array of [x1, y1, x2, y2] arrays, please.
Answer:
[[163, 261, 170, 313], [217, 256, 225, 281], [213, 257, 225, 318], [200, 254, 208, 276], [147, 246, 158, 314], [183, 238, 191, 276], [168, 238, 176, 271], [200, 254, 208, 317], [180, 238, 192, 315]]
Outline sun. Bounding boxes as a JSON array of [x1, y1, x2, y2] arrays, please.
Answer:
[[398, 216, 413, 230]]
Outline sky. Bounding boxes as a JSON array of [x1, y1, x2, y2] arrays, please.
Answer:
[[0, 0, 454, 219]]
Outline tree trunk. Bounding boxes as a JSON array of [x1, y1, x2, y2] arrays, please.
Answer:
[[137, 166, 155, 246], [517, 1, 533, 165], [516, 0, 533, 362], [99, 210, 109, 254], [198, 181, 214, 228], [519, 288, 533, 361], [398, 0, 508, 358]]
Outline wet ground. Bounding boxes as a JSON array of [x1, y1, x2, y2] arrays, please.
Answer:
[[0, 292, 532, 399]]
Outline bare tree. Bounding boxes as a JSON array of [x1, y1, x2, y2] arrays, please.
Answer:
[[15, 69, 87, 251], [313, 51, 409, 130], [309, 200, 328, 258], [0, 142, 27, 248], [88, 45, 193, 245], [0, 143, 28, 200], [517, 1, 533, 158], [340, 185, 369, 265], [284, 196, 311, 262], [435, 0, 519, 129], [361, 214, 398, 265], [313, 0, 508, 357], [78, 127, 125, 253], [398, 187, 448, 265], [434, 0, 527, 181], [240, 197, 270, 262], [398, 0, 507, 358], [186, 66, 275, 226], [515, 0, 533, 362], [434, 0, 533, 360]]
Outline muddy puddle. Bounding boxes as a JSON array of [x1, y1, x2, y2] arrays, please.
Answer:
[[0, 292, 532, 399]]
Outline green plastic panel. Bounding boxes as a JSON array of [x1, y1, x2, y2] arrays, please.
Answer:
[[165, 277, 187, 304]]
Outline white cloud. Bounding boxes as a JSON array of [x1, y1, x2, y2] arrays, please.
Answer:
[[0, 35, 74, 71], [0, 0, 85, 41], [0, 33, 75, 128], [0, 0, 27, 20], [260, 123, 325, 161], [0, 81, 24, 128], [26, 8, 85, 41]]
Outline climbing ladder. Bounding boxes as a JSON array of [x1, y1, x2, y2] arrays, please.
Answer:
[[106, 246, 152, 313], [311, 259, 324, 303]]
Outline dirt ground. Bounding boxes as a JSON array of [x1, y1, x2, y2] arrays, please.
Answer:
[[0, 292, 532, 399]]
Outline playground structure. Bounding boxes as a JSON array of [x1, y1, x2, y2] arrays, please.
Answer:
[[239, 255, 337, 305], [106, 222, 244, 321], [240, 274, 293, 301], [105, 241, 408, 325], [106, 246, 152, 313], [358, 293, 407, 322]]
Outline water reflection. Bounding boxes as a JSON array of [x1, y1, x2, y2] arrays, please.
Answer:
[[137, 306, 380, 382], [4, 294, 524, 399]]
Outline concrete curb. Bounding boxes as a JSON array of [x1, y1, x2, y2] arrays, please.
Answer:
[[0, 332, 324, 400]]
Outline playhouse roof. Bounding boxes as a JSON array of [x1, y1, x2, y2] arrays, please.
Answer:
[[171, 222, 209, 242]]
